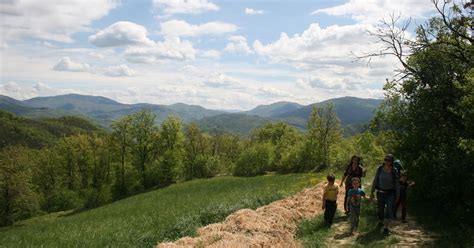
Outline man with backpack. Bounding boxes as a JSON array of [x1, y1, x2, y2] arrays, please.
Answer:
[[370, 154, 400, 235]]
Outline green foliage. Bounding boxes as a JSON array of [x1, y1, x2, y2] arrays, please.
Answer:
[[301, 104, 343, 171], [0, 146, 39, 226], [234, 143, 274, 176], [371, 2, 474, 223]]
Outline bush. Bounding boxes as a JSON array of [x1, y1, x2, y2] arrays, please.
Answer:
[[233, 143, 274, 176]]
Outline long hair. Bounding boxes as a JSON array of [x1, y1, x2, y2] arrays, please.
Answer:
[[346, 155, 362, 171]]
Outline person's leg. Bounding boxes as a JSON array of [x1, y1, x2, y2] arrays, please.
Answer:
[[353, 207, 360, 230], [394, 199, 400, 219], [325, 200, 336, 224], [344, 186, 351, 212], [383, 193, 395, 234], [324, 200, 330, 223], [376, 192, 386, 223], [401, 196, 407, 221], [329, 201, 337, 224]]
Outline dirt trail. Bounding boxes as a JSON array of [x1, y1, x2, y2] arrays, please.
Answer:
[[157, 181, 345, 248]]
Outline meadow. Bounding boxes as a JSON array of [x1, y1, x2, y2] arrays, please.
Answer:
[[0, 173, 320, 248]]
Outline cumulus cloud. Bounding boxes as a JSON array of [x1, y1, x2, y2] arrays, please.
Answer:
[[224, 36, 253, 54], [160, 20, 238, 37], [124, 37, 196, 63], [89, 21, 153, 47], [199, 49, 221, 59], [153, 0, 218, 16], [52, 57, 136, 77], [245, 8, 264, 15], [312, 0, 433, 24], [103, 65, 137, 77], [0, 82, 66, 100], [53, 57, 91, 72], [0, 0, 118, 43]]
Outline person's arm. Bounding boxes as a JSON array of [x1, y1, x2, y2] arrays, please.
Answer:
[[370, 168, 379, 199], [340, 166, 349, 187], [322, 188, 326, 210]]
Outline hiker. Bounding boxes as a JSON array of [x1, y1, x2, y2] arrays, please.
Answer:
[[346, 177, 366, 234], [394, 173, 415, 223], [322, 173, 339, 225], [370, 154, 400, 235], [340, 155, 365, 214]]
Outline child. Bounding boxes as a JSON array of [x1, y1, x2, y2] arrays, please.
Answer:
[[346, 177, 366, 234], [322, 173, 339, 225], [394, 173, 414, 223]]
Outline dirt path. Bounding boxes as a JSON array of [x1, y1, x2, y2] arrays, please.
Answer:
[[157, 181, 434, 248], [157, 181, 345, 248]]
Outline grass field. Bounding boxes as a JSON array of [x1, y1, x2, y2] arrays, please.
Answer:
[[0, 173, 321, 248]]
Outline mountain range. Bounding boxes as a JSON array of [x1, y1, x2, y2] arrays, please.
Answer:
[[0, 94, 383, 135]]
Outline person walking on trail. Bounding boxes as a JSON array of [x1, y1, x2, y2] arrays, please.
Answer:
[[346, 177, 366, 234], [394, 173, 415, 223], [340, 155, 365, 214], [322, 173, 339, 225], [370, 154, 400, 235]]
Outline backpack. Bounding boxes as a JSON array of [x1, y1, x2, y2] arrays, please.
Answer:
[[393, 159, 403, 177], [374, 165, 399, 190]]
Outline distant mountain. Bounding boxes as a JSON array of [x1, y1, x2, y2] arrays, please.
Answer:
[[243, 101, 303, 118], [9, 94, 225, 127], [277, 96, 383, 129], [0, 94, 382, 136]]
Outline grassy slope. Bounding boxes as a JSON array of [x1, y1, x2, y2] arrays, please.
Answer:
[[0, 173, 321, 248]]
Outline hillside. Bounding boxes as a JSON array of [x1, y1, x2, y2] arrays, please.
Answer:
[[2, 94, 225, 128], [0, 110, 103, 149], [0, 173, 318, 247], [244, 101, 303, 118], [0, 94, 382, 135]]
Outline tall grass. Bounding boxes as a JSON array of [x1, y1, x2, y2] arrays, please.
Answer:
[[0, 173, 320, 248]]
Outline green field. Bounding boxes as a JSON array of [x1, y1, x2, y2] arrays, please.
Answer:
[[0, 173, 320, 248]]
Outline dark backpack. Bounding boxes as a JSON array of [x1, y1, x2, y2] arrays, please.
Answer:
[[393, 159, 403, 177]]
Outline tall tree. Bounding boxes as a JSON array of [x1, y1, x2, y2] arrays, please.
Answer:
[[129, 110, 159, 189], [369, 0, 473, 221], [111, 115, 133, 194], [303, 104, 342, 171]]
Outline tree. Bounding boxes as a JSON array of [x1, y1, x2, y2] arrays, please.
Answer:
[[183, 123, 211, 179], [0, 146, 39, 226], [368, 0, 473, 222], [157, 116, 184, 186], [302, 104, 342, 171], [111, 115, 133, 195], [129, 110, 159, 189]]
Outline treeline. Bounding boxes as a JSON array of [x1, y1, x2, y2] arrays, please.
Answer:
[[0, 104, 391, 226]]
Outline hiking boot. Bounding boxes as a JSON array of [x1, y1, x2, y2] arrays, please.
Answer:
[[383, 228, 390, 235], [402, 219, 407, 223]]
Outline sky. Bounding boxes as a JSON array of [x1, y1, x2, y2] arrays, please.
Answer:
[[0, 0, 438, 110]]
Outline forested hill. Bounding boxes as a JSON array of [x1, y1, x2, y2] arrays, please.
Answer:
[[0, 94, 382, 135], [0, 110, 103, 149]]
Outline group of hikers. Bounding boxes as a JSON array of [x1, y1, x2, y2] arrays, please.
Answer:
[[321, 154, 414, 235]]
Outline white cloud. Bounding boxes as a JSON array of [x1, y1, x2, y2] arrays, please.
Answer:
[[0, 82, 66, 100], [153, 0, 218, 16], [89, 21, 153, 47], [103, 65, 137, 77], [253, 22, 399, 92], [258, 86, 292, 98], [53, 57, 90, 72], [52, 57, 136, 77], [224, 36, 253, 54], [199, 49, 221, 59], [245, 8, 264, 15], [160, 20, 238, 37], [124, 37, 196, 63], [312, 0, 433, 24], [0, 0, 118, 43]]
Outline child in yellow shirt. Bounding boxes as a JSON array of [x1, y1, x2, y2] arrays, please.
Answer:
[[322, 173, 339, 225]]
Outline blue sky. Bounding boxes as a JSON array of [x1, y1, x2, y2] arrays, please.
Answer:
[[0, 0, 437, 110]]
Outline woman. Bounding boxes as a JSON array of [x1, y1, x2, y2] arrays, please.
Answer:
[[370, 154, 400, 235], [340, 155, 365, 214]]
